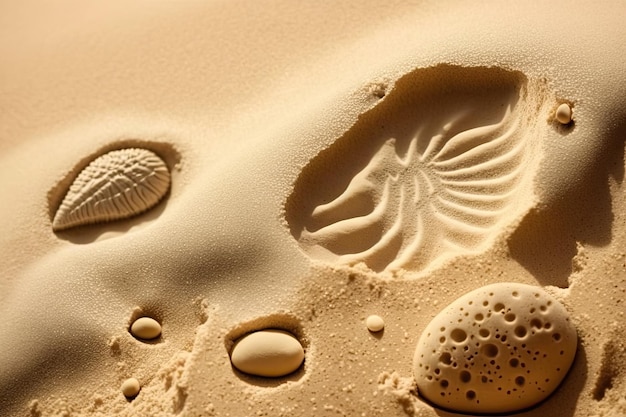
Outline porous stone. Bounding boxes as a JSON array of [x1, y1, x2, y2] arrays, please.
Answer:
[[413, 282, 577, 414]]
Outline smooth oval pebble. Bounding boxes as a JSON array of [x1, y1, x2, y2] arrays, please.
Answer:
[[121, 377, 140, 398], [555, 103, 572, 124], [413, 283, 577, 414], [130, 317, 162, 340], [230, 329, 304, 377], [366, 315, 385, 332]]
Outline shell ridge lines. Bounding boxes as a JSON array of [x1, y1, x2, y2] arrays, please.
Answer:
[[52, 148, 171, 231], [433, 105, 513, 163], [286, 66, 543, 275]]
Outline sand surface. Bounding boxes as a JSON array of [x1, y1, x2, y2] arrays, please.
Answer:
[[1, 1, 625, 416]]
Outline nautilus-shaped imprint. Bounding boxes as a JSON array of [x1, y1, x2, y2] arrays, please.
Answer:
[[52, 148, 171, 231], [286, 66, 544, 274]]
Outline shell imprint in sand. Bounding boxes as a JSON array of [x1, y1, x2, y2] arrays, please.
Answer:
[[52, 148, 170, 231], [287, 66, 543, 274], [230, 329, 305, 377], [413, 283, 577, 414]]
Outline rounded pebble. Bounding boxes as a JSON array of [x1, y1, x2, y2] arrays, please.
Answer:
[[130, 317, 162, 340], [230, 329, 304, 377], [121, 377, 140, 398], [366, 315, 385, 332], [413, 283, 577, 414], [555, 103, 572, 124]]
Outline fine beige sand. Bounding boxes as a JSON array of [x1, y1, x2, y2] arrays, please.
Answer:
[[1, 1, 625, 416]]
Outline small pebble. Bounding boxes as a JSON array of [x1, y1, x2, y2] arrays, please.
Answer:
[[366, 315, 385, 332], [121, 377, 140, 398], [130, 317, 161, 340], [230, 329, 304, 377], [555, 103, 572, 124]]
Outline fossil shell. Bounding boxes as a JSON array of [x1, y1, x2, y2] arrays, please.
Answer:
[[52, 148, 171, 231], [413, 283, 577, 414]]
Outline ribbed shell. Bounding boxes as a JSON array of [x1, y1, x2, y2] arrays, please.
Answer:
[[52, 148, 171, 231]]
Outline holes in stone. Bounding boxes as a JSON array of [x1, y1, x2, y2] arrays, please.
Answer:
[[504, 313, 516, 322], [544, 322, 552, 329], [460, 371, 471, 383], [479, 328, 490, 338], [515, 376, 525, 386], [540, 305, 547, 312], [481, 344, 499, 358], [440, 352, 452, 365], [439, 336, 446, 344], [451, 328, 468, 343], [494, 303, 505, 313], [481, 376, 488, 383], [514, 326, 527, 338], [512, 291, 519, 298], [434, 368, 441, 375], [531, 319, 542, 329], [483, 301, 489, 306], [553, 333, 561, 342], [466, 390, 476, 400], [475, 313, 484, 322], [440, 379, 449, 388], [509, 358, 519, 367], [440, 327, 446, 332]]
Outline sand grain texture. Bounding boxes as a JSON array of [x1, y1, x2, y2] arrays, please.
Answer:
[[1, 1, 625, 416]]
